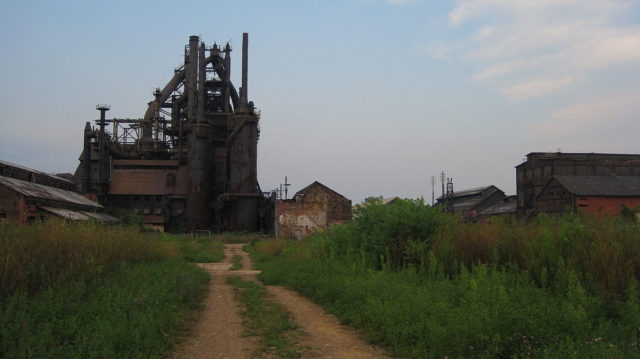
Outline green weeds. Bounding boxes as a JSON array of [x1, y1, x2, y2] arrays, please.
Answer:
[[0, 220, 213, 358], [250, 199, 640, 358], [0, 261, 209, 358], [226, 276, 303, 358], [0, 220, 180, 296], [158, 233, 225, 263], [230, 254, 244, 270]]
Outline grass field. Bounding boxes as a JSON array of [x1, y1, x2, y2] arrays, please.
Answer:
[[249, 199, 640, 358], [0, 219, 220, 358]]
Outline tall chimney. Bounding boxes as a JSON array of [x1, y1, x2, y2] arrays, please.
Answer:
[[81, 122, 93, 193], [240, 32, 248, 106], [187, 35, 199, 123]]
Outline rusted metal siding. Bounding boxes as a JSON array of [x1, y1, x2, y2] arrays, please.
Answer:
[[109, 167, 187, 195]]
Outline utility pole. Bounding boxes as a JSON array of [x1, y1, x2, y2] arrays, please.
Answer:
[[446, 177, 454, 213], [283, 176, 291, 200], [440, 171, 446, 202], [430, 176, 435, 205]]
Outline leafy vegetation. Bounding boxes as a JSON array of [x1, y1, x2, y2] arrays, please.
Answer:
[[226, 276, 304, 358], [1, 261, 208, 359], [250, 199, 640, 358], [158, 233, 225, 263], [230, 254, 244, 270], [0, 219, 213, 358]]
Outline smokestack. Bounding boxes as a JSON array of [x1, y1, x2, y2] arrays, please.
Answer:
[[81, 122, 92, 193], [188, 35, 199, 123], [224, 42, 231, 113], [96, 104, 110, 201], [241, 32, 248, 106], [197, 42, 206, 123]]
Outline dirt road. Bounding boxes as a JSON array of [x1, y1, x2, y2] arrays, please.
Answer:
[[171, 243, 390, 359]]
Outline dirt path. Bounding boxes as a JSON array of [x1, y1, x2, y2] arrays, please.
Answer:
[[170, 244, 257, 359], [267, 285, 389, 359], [171, 243, 391, 359]]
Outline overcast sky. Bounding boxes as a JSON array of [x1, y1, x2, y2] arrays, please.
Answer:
[[1, 0, 639, 203]]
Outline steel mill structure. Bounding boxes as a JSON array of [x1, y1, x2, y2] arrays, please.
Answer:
[[74, 34, 268, 232]]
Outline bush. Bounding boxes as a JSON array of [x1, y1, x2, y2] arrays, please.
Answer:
[[249, 200, 640, 358]]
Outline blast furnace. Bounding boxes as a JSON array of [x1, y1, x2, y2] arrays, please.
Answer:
[[75, 34, 268, 232]]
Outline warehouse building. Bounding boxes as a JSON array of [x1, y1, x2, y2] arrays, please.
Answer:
[[435, 185, 507, 220], [516, 152, 640, 217], [536, 175, 640, 216], [0, 160, 117, 223]]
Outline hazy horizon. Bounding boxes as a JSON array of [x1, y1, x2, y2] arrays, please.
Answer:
[[1, 0, 639, 204]]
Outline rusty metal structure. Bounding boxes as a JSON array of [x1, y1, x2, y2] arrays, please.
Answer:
[[75, 34, 266, 232]]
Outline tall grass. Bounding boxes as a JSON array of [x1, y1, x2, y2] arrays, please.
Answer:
[[0, 219, 180, 296], [1, 261, 209, 358], [157, 233, 225, 263], [250, 199, 640, 358], [318, 200, 640, 300], [0, 219, 212, 358]]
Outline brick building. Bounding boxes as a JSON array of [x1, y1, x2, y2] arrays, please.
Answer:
[[275, 181, 352, 239], [516, 152, 640, 216], [536, 175, 640, 216]]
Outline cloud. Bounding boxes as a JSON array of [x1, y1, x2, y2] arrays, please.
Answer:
[[501, 76, 575, 101], [443, 0, 640, 100], [387, 0, 421, 5], [427, 42, 452, 60], [529, 90, 640, 137]]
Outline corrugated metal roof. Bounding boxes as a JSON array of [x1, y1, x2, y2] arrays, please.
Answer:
[[436, 186, 500, 201], [0, 175, 101, 208], [41, 207, 91, 221], [39, 207, 119, 223], [478, 197, 517, 216], [0, 160, 75, 184], [553, 176, 640, 196], [80, 211, 120, 223]]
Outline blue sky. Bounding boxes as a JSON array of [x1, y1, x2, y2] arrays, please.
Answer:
[[1, 0, 639, 203]]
